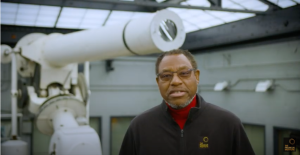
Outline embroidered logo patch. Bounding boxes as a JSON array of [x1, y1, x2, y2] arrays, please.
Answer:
[[199, 136, 209, 148], [203, 137, 209, 142]]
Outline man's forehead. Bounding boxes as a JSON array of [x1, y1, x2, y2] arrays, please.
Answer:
[[159, 54, 192, 71], [158, 54, 192, 72], [161, 65, 190, 72]]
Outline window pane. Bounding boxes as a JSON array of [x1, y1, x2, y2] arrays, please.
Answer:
[[111, 117, 135, 155], [243, 124, 265, 155], [90, 117, 101, 140]]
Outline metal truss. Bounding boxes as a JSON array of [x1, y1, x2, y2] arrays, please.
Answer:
[[182, 6, 300, 51], [2, 0, 266, 14]]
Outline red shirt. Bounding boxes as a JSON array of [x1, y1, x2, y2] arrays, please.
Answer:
[[166, 96, 197, 129]]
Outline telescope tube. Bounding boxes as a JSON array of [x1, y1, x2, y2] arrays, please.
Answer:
[[43, 9, 185, 67]]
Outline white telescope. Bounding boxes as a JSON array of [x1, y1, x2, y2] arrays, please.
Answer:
[[1, 9, 185, 155], [22, 9, 185, 67]]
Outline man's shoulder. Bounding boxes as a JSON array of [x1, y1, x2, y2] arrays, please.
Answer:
[[130, 104, 162, 125], [204, 101, 241, 124]]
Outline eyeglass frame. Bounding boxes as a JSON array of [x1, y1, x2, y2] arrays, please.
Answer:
[[156, 68, 197, 81]]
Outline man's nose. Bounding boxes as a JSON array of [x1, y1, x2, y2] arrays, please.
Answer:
[[170, 73, 182, 85]]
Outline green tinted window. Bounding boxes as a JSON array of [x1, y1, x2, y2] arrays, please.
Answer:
[[243, 124, 265, 155], [111, 117, 134, 155]]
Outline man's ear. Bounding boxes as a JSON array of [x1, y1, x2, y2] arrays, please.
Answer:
[[195, 69, 200, 84], [156, 77, 159, 85]]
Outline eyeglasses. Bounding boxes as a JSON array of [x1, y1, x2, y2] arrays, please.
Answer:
[[157, 68, 196, 81]]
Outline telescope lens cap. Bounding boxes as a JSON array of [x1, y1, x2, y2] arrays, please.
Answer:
[[159, 19, 177, 42]]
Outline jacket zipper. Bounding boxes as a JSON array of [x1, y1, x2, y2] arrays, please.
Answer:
[[180, 129, 184, 155]]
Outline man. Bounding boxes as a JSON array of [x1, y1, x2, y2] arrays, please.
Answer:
[[119, 49, 255, 155]]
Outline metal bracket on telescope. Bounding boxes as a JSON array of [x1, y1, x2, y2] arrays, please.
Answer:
[[255, 80, 274, 92], [214, 81, 229, 91], [106, 59, 114, 72]]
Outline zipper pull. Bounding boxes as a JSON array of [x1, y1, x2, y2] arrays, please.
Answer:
[[181, 129, 184, 137]]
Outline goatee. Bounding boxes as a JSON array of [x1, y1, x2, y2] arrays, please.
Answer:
[[166, 94, 196, 109]]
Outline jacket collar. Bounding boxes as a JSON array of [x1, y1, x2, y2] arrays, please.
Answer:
[[161, 93, 207, 122]]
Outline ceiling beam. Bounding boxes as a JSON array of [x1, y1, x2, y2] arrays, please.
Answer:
[[66, 0, 266, 14], [182, 6, 300, 51], [207, 0, 222, 7], [164, 0, 185, 4], [1, 0, 152, 12], [2, 0, 266, 14], [258, 0, 282, 11]]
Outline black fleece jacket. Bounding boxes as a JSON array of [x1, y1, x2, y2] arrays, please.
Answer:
[[119, 94, 255, 155]]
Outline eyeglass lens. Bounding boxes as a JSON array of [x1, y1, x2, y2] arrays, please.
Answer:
[[159, 69, 193, 81]]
